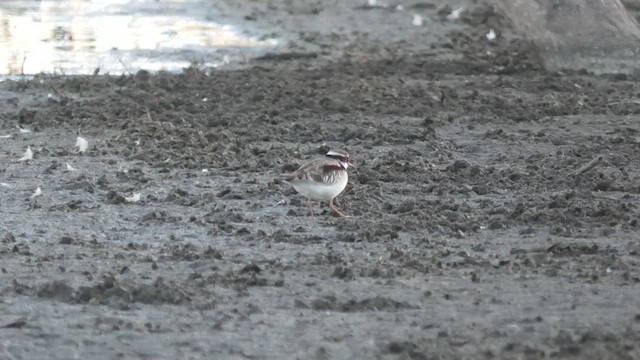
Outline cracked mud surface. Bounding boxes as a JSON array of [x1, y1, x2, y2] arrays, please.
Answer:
[[2, 1, 640, 359]]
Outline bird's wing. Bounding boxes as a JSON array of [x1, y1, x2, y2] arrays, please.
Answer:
[[283, 157, 339, 184]]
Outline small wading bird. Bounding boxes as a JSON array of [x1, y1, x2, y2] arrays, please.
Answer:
[[280, 150, 352, 217]]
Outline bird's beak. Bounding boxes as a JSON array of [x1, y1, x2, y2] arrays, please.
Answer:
[[349, 161, 356, 170]]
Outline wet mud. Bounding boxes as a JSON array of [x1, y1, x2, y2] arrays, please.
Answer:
[[1, 1, 640, 359]]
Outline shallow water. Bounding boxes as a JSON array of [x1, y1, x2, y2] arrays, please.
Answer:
[[0, 0, 278, 76]]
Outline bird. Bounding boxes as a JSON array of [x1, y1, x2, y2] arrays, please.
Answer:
[[280, 150, 352, 217]]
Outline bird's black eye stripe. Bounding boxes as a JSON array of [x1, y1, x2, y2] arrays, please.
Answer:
[[326, 151, 349, 163]]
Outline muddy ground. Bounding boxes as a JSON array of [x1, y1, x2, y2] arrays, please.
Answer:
[[2, 1, 640, 359]]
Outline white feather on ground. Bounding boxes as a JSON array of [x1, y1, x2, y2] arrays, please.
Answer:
[[486, 29, 496, 41], [19, 146, 33, 161], [76, 136, 89, 153], [125, 193, 141, 203], [447, 6, 465, 21], [31, 187, 42, 198], [412, 14, 423, 26]]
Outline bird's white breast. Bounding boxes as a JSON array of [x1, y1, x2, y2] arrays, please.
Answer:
[[292, 172, 348, 201]]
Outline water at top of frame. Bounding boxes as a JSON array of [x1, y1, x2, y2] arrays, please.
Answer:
[[0, 0, 278, 77]]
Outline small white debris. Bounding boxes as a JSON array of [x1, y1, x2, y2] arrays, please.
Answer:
[[66, 162, 77, 171], [135, 139, 141, 146], [201, 169, 209, 173], [0, 182, 11, 188], [486, 29, 496, 41], [0, 134, 11, 139], [18, 127, 31, 134], [222, 55, 230, 65], [31, 187, 42, 198], [202, 97, 208, 102], [412, 14, 423, 26], [277, 199, 286, 205], [125, 193, 141, 203], [396, 5, 404, 11], [447, 6, 465, 21], [368, 0, 378, 5], [75, 136, 89, 153], [19, 146, 33, 161]]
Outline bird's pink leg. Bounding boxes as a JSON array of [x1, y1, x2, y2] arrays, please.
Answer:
[[329, 198, 350, 218], [306, 198, 315, 217]]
